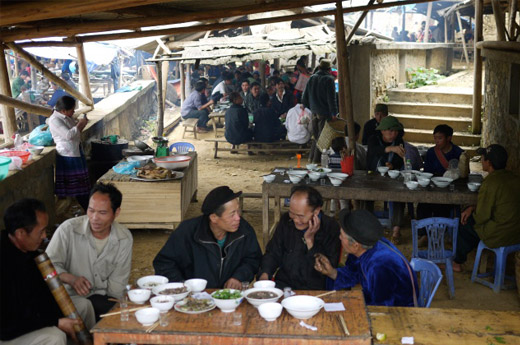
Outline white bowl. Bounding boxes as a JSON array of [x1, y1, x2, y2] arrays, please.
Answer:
[[253, 280, 276, 289], [431, 177, 453, 188], [306, 164, 317, 170], [327, 172, 348, 181], [137, 275, 168, 290], [417, 172, 433, 179], [289, 175, 302, 184], [329, 176, 343, 186], [377, 166, 389, 176], [467, 182, 481, 192], [135, 307, 160, 326], [417, 178, 430, 187], [244, 287, 283, 308], [405, 181, 419, 190], [263, 174, 276, 183], [28, 146, 44, 155], [184, 278, 207, 293], [211, 289, 243, 313], [308, 172, 321, 181], [388, 170, 400, 179], [153, 155, 191, 170], [281, 295, 324, 320], [152, 282, 191, 301], [150, 295, 175, 312], [128, 289, 151, 304], [313, 168, 332, 178], [127, 155, 153, 167], [258, 302, 283, 322], [288, 170, 307, 178], [400, 169, 420, 177]]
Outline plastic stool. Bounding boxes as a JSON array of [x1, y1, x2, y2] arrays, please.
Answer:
[[471, 241, 520, 293]]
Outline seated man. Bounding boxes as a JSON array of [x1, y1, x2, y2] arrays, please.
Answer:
[[224, 92, 253, 146], [285, 103, 312, 145], [453, 144, 520, 271], [1, 199, 95, 345], [181, 80, 213, 133], [239, 79, 250, 100], [314, 209, 418, 307], [153, 186, 262, 289], [253, 93, 286, 143], [362, 103, 388, 145], [46, 183, 133, 320], [271, 77, 295, 118], [258, 186, 340, 290], [244, 81, 262, 115], [211, 71, 234, 100], [423, 124, 463, 175]]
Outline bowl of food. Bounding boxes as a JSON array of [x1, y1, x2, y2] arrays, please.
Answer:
[[135, 307, 160, 326], [152, 282, 190, 301], [417, 177, 430, 187], [329, 176, 343, 186], [327, 172, 348, 181], [263, 174, 276, 183], [467, 182, 481, 192], [431, 177, 453, 188], [184, 278, 207, 293], [253, 280, 276, 289], [308, 172, 321, 182], [258, 302, 283, 322], [28, 145, 44, 156], [128, 289, 151, 304], [153, 155, 191, 170], [127, 155, 154, 167], [211, 289, 243, 313], [388, 170, 400, 179], [244, 287, 283, 308], [306, 164, 317, 170], [288, 170, 307, 178], [377, 166, 389, 176], [137, 275, 168, 290], [281, 295, 324, 320], [314, 167, 332, 178], [405, 181, 419, 190], [289, 175, 302, 184], [417, 172, 433, 179], [150, 295, 175, 312]]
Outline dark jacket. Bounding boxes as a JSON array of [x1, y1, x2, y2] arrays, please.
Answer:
[[225, 104, 252, 145], [259, 212, 341, 290], [271, 91, 294, 117], [253, 107, 287, 142], [362, 118, 378, 145], [153, 215, 262, 288], [366, 132, 405, 171], [301, 70, 337, 118], [244, 92, 262, 114], [0, 231, 63, 340]]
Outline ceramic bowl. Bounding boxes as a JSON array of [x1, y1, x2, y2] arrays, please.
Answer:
[[467, 182, 481, 192], [137, 275, 168, 290], [28, 146, 44, 156], [377, 166, 389, 176], [313, 168, 332, 178], [405, 181, 419, 190], [288, 170, 307, 178], [128, 289, 151, 304], [184, 278, 207, 293], [417, 172, 433, 179], [388, 170, 400, 179], [281, 295, 324, 320], [152, 282, 191, 301], [327, 172, 348, 181], [253, 280, 276, 289], [135, 307, 160, 326], [263, 174, 276, 183], [308, 172, 321, 182], [150, 295, 175, 312], [211, 289, 243, 313], [417, 178, 430, 187], [258, 302, 283, 322], [306, 164, 317, 170], [127, 155, 154, 167], [153, 155, 191, 170], [289, 175, 302, 184], [431, 177, 453, 188], [244, 287, 283, 308], [329, 176, 342, 186]]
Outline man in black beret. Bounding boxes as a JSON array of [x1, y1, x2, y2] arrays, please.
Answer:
[[314, 209, 418, 306], [153, 186, 262, 289]]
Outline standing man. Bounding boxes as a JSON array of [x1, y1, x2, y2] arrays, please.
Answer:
[[181, 80, 214, 133], [46, 182, 133, 320], [154, 186, 262, 289], [258, 186, 340, 290], [1, 199, 95, 345], [362, 103, 388, 145], [301, 59, 338, 163]]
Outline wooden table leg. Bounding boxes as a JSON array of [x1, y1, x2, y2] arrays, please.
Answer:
[[212, 118, 218, 137], [262, 185, 269, 249]]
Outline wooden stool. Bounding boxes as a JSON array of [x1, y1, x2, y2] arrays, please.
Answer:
[[181, 118, 198, 139]]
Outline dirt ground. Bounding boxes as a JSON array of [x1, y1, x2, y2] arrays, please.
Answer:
[[128, 124, 520, 312]]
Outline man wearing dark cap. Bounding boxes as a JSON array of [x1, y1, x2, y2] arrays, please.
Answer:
[[153, 186, 262, 289], [362, 103, 388, 145], [453, 144, 520, 271], [257, 186, 340, 290], [314, 209, 418, 307]]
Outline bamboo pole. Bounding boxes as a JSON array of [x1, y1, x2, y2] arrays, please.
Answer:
[[491, 0, 506, 41], [155, 61, 164, 137], [472, 0, 484, 135], [13, 53, 19, 76], [423, 2, 432, 43], [75, 43, 93, 106], [180, 63, 186, 105], [161, 60, 168, 109], [6, 43, 93, 106], [0, 94, 53, 117], [444, 18, 448, 43], [456, 11, 470, 64], [185, 63, 191, 94], [118, 55, 124, 89], [346, 0, 376, 45], [30, 63, 37, 90], [509, 0, 518, 40], [0, 47, 18, 141]]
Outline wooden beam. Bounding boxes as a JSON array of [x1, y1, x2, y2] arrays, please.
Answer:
[[6, 43, 93, 106], [492, 0, 506, 41], [16, 41, 81, 48], [456, 11, 470, 64], [180, 63, 186, 104], [346, 0, 376, 45], [155, 38, 171, 55], [0, 47, 17, 141], [476, 40, 520, 51], [0, 0, 173, 26], [76, 43, 93, 107], [423, 2, 432, 43], [472, 0, 484, 135], [155, 61, 164, 137], [0, 94, 53, 117], [509, 0, 518, 40]]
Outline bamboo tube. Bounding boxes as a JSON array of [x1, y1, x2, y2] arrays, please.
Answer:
[[0, 94, 53, 117]]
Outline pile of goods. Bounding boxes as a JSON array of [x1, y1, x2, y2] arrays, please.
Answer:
[[135, 165, 173, 180]]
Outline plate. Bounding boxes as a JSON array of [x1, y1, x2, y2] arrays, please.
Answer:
[[130, 172, 184, 182], [174, 298, 216, 314]]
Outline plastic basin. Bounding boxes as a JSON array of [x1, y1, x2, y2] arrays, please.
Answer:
[[0, 156, 11, 181]]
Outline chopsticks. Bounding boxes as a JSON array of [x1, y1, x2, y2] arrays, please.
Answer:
[[145, 320, 160, 333], [315, 290, 336, 298], [337, 315, 350, 336], [100, 306, 148, 318]]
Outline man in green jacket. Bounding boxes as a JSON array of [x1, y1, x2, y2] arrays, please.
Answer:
[[454, 144, 520, 271]]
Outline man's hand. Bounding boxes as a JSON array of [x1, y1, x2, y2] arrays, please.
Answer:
[[303, 213, 320, 250], [258, 273, 269, 281], [461, 206, 475, 225], [314, 254, 337, 280], [224, 278, 242, 290], [385, 162, 394, 170], [386, 145, 405, 158], [70, 276, 92, 296], [58, 317, 79, 342]]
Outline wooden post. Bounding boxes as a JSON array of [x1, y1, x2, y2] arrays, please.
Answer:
[[346, 0, 376, 45], [13, 53, 19, 76], [423, 2, 432, 43], [185, 63, 191, 94], [274, 58, 280, 71], [118, 54, 124, 89], [311, 53, 316, 70], [402, 8, 406, 36], [472, 0, 483, 135], [0, 47, 17, 141], [30, 64, 37, 90], [155, 61, 164, 137], [456, 11, 470, 64], [335, 1, 356, 157], [161, 60, 169, 109], [492, 0, 506, 41], [180, 63, 186, 105], [444, 18, 448, 43], [260, 60, 266, 88], [509, 0, 517, 40], [75, 43, 93, 106]]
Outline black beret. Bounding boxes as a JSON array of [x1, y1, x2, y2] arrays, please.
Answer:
[[201, 186, 242, 215], [339, 209, 383, 246]]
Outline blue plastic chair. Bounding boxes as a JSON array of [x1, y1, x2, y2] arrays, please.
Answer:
[[410, 258, 443, 308], [411, 217, 459, 299], [169, 142, 195, 154], [471, 241, 520, 293]]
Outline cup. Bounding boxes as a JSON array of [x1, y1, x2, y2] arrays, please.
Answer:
[[120, 300, 129, 322], [320, 178, 326, 186], [449, 184, 455, 192], [233, 312, 242, 326], [241, 281, 250, 291], [159, 312, 169, 327], [283, 287, 293, 298]]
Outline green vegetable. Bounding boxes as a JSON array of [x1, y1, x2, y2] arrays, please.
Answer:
[[494, 336, 506, 344], [212, 289, 242, 299], [405, 67, 445, 89]]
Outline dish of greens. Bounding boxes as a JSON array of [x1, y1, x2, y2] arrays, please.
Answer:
[[212, 289, 242, 300]]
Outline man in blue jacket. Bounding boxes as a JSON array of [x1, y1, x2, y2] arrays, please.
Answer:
[[153, 186, 262, 289]]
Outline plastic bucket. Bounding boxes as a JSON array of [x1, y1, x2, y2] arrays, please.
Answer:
[[0, 156, 12, 181], [340, 155, 354, 176]]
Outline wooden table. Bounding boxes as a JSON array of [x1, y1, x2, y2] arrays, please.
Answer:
[[368, 305, 520, 345], [261, 169, 480, 247], [97, 152, 198, 230], [92, 289, 371, 345], [208, 111, 225, 138]]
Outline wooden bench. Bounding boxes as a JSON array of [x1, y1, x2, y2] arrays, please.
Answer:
[[181, 118, 198, 139], [205, 138, 310, 158]]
